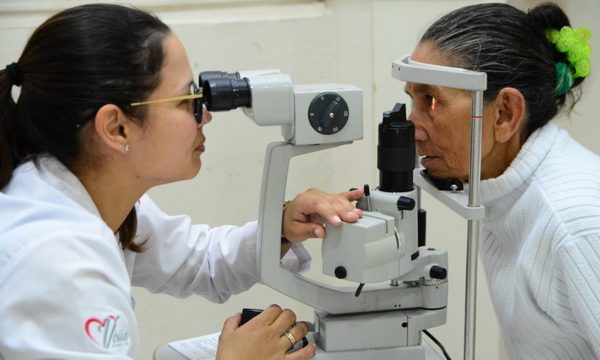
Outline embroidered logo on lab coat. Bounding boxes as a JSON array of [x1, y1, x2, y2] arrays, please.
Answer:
[[84, 315, 130, 351]]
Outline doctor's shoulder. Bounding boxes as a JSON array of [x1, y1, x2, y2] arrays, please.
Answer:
[[0, 170, 132, 300], [0, 205, 138, 356]]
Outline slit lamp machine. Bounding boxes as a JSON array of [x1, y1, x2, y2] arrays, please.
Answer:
[[198, 56, 486, 360]]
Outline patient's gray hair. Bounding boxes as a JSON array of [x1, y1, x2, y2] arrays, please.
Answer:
[[419, 2, 584, 140]]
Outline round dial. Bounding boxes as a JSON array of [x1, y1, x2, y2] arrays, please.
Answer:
[[308, 92, 349, 135]]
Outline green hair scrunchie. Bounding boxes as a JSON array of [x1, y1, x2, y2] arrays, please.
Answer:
[[545, 26, 592, 96], [554, 62, 574, 97]]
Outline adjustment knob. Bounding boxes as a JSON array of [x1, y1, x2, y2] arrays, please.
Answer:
[[430, 265, 447, 280], [397, 196, 415, 211], [334, 266, 347, 279], [308, 92, 349, 135]]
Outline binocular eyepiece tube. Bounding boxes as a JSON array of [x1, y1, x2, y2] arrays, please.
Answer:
[[197, 69, 362, 145], [199, 71, 252, 112]]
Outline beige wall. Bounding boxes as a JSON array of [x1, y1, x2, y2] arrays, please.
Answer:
[[1, 1, 598, 359]]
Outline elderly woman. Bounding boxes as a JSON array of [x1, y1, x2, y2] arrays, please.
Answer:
[[403, 2, 599, 359]]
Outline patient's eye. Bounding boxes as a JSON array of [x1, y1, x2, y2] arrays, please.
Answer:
[[430, 96, 437, 112]]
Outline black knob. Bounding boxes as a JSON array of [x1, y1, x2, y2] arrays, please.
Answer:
[[240, 308, 263, 325], [334, 266, 347, 279], [430, 265, 447, 280], [397, 196, 415, 211], [308, 93, 349, 135]]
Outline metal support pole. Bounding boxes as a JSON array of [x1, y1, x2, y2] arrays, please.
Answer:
[[464, 90, 484, 360], [392, 56, 487, 360]]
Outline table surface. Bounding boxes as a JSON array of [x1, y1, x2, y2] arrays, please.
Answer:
[[153, 336, 446, 360]]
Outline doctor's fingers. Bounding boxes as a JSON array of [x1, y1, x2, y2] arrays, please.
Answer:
[[320, 188, 364, 223], [279, 321, 309, 349], [340, 187, 365, 203], [285, 343, 317, 360], [269, 308, 297, 332], [301, 189, 363, 226], [221, 313, 242, 334], [257, 304, 285, 325]]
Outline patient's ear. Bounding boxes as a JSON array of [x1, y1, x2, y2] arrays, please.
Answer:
[[491, 87, 526, 144]]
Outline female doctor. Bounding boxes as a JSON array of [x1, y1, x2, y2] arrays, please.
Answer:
[[0, 4, 363, 359]]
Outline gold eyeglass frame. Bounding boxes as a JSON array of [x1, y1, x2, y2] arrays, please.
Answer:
[[129, 82, 204, 123], [129, 93, 203, 107]]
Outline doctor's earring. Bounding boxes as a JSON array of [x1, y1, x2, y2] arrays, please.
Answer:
[[123, 144, 130, 154]]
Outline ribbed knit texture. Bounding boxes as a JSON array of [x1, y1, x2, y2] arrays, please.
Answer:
[[478, 122, 600, 359]]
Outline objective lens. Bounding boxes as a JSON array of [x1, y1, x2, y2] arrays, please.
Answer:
[[378, 103, 415, 193]]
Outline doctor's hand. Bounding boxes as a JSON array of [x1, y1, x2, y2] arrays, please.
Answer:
[[282, 187, 364, 242], [217, 304, 315, 360]]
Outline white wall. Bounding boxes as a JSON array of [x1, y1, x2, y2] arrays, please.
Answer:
[[1, 1, 599, 359]]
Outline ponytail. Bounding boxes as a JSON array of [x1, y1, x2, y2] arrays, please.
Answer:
[[120, 208, 144, 253], [0, 68, 20, 189], [528, 2, 588, 111]]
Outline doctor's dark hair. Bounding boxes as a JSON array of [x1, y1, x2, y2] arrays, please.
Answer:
[[419, 2, 586, 141], [0, 4, 171, 252]]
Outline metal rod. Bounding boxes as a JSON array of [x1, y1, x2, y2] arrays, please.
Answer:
[[464, 90, 484, 360], [468, 91, 484, 206], [464, 220, 480, 360]]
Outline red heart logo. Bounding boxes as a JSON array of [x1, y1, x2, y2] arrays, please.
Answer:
[[85, 315, 117, 346]]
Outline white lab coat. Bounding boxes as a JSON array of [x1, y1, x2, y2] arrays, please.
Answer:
[[0, 156, 309, 359]]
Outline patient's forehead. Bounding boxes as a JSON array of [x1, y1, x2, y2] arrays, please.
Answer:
[[405, 83, 440, 95]]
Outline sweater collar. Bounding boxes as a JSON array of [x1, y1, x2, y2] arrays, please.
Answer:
[[479, 122, 560, 205]]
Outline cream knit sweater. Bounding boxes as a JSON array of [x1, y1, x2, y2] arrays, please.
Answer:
[[478, 122, 600, 359]]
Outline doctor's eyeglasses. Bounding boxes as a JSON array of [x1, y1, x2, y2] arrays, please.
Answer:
[[129, 81, 204, 123]]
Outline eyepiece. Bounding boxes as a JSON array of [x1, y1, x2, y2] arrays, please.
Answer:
[[201, 77, 252, 111], [198, 71, 239, 84]]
